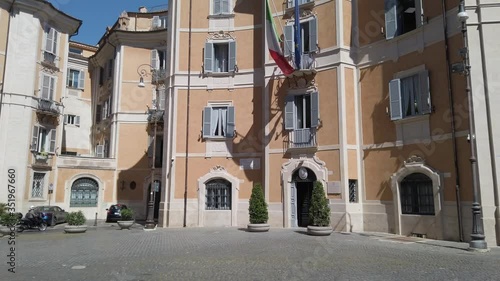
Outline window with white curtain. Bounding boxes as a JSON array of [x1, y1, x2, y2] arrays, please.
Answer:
[[202, 106, 235, 138], [389, 70, 430, 120]]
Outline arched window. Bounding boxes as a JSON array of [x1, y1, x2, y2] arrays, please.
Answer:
[[70, 178, 99, 207], [400, 173, 434, 215], [205, 179, 231, 210]]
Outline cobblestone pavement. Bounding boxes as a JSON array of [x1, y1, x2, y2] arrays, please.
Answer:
[[1, 223, 500, 281]]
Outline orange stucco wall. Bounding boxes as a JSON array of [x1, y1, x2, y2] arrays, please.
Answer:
[[55, 168, 115, 203]]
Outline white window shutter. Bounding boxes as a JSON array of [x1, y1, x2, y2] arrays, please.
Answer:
[[31, 126, 39, 151], [52, 29, 58, 54], [75, 116, 80, 127], [226, 106, 235, 138], [284, 25, 294, 57], [213, 0, 221, 14], [44, 26, 53, 52], [419, 70, 431, 114], [159, 90, 166, 110], [66, 69, 71, 87], [204, 43, 214, 73], [152, 16, 160, 28], [384, 0, 399, 39], [79, 71, 85, 89], [49, 77, 55, 100], [202, 107, 213, 138], [308, 17, 318, 53], [416, 0, 424, 27], [284, 95, 295, 130], [228, 41, 236, 72], [96, 145, 104, 158], [221, 0, 230, 14], [389, 79, 403, 120], [151, 49, 159, 70], [64, 114, 68, 124], [310, 91, 320, 128], [49, 129, 56, 153], [42, 75, 51, 99]]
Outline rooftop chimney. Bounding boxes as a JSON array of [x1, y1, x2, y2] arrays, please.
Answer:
[[138, 6, 147, 13]]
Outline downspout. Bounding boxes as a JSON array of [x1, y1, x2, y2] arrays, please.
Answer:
[[0, 0, 16, 119], [183, 0, 193, 228], [475, 0, 499, 243], [442, 0, 464, 241]]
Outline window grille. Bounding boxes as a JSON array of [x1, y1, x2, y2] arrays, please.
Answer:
[[400, 173, 434, 215], [70, 178, 98, 207], [32, 173, 45, 198], [206, 179, 231, 210], [349, 180, 358, 203]]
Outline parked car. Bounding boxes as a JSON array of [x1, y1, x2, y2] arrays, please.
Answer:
[[106, 204, 128, 222], [33, 206, 68, 226]]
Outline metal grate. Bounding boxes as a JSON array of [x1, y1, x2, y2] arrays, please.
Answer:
[[206, 179, 231, 210], [349, 180, 358, 203], [400, 173, 435, 215], [32, 173, 45, 198], [70, 178, 98, 207]]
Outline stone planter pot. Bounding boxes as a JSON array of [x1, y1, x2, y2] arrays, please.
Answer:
[[117, 220, 134, 230], [307, 225, 333, 236], [247, 223, 270, 232], [64, 225, 88, 234]]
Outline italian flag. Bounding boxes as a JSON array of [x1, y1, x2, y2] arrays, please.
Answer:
[[266, 0, 294, 75]]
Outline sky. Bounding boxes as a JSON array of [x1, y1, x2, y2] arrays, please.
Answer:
[[47, 0, 168, 45]]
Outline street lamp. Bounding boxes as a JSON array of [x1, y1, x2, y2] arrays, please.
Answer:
[[137, 64, 157, 230], [457, 1, 488, 251]]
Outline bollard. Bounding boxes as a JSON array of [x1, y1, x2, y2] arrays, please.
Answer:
[[94, 212, 97, 227]]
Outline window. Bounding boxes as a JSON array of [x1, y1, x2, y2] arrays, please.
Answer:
[[44, 25, 58, 54], [31, 126, 56, 153], [69, 48, 82, 55], [70, 178, 99, 207], [152, 16, 168, 29], [204, 41, 236, 73], [206, 179, 231, 210], [107, 59, 114, 79], [389, 70, 430, 120], [159, 16, 168, 28], [284, 92, 319, 130], [99, 67, 104, 85], [349, 180, 358, 203], [283, 17, 318, 56], [212, 0, 231, 15], [64, 114, 80, 126], [400, 173, 434, 215], [385, 0, 423, 39], [40, 74, 56, 100], [286, 0, 313, 8], [101, 96, 112, 120], [202, 106, 235, 138], [67, 69, 85, 89], [95, 104, 102, 123], [31, 172, 45, 198], [151, 49, 167, 70]]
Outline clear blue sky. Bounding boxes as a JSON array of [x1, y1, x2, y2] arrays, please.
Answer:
[[48, 0, 168, 45]]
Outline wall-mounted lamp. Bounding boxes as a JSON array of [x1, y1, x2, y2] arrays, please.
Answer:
[[457, 3, 469, 23], [138, 77, 145, 88]]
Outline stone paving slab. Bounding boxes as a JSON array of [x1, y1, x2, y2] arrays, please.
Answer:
[[1, 226, 499, 281]]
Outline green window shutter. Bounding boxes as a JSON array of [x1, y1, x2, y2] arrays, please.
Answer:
[[284, 95, 295, 130], [284, 25, 294, 57], [389, 79, 403, 120], [308, 17, 318, 53], [226, 106, 235, 138], [419, 70, 431, 114], [310, 91, 320, 128], [49, 129, 56, 153], [202, 107, 213, 138], [204, 43, 214, 73], [384, 0, 399, 39], [31, 126, 39, 151], [228, 41, 236, 72]]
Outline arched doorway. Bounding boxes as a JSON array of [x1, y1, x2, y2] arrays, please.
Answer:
[[70, 178, 99, 207], [291, 167, 317, 227], [147, 180, 161, 221]]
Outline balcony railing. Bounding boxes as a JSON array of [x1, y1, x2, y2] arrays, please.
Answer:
[[37, 99, 60, 115], [41, 51, 59, 68], [288, 53, 317, 72], [148, 109, 164, 123], [285, 128, 317, 150], [286, 0, 314, 9], [152, 68, 167, 84], [32, 153, 53, 169]]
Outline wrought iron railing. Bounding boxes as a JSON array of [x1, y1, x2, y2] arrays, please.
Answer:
[[147, 109, 164, 122], [37, 99, 60, 114], [285, 128, 317, 150], [287, 53, 317, 71], [42, 51, 59, 67], [152, 68, 167, 84]]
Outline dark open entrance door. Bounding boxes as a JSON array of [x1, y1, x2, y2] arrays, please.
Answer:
[[147, 181, 161, 221], [291, 167, 317, 227]]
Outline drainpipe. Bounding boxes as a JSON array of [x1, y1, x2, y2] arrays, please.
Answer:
[[0, 0, 16, 119], [441, 0, 464, 241], [475, 0, 499, 244]]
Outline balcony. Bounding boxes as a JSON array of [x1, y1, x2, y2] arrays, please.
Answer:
[[37, 99, 60, 116], [287, 53, 317, 75], [147, 109, 164, 123], [41, 51, 59, 70], [285, 128, 317, 152], [32, 153, 53, 170], [152, 68, 167, 85]]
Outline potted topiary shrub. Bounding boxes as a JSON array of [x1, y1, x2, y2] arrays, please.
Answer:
[[307, 181, 333, 236], [64, 211, 87, 234], [116, 208, 134, 230], [247, 183, 270, 232]]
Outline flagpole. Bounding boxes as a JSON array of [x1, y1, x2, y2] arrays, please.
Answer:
[[294, 0, 301, 70]]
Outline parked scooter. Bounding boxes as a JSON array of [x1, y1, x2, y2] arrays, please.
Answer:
[[17, 212, 47, 232]]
